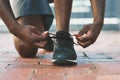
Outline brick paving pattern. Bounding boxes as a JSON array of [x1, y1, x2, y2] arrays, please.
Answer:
[[0, 31, 120, 80]]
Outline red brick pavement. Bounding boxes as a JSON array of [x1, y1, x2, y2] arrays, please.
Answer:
[[0, 31, 120, 80]]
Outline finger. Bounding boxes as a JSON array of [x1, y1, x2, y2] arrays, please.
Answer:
[[31, 33, 42, 42], [31, 31, 49, 47], [77, 40, 93, 48], [31, 27, 41, 35], [34, 41, 47, 48], [38, 31, 49, 40], [78, 25, 90, 36], [74, 34, 81, 42], [74, 34, 81, 38], [75, 33, 90, 42], [32, 31, 49, 41], [79, 34, 92, 42]]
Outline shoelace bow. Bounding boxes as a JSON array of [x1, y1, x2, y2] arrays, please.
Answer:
[[49, 32, 79, 45]]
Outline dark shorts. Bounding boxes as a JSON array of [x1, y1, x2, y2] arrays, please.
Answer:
[[10, 0, 54, 30]]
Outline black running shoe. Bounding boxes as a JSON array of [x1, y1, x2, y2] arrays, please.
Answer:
[[52, 31, 77, 65], [44, 36, 53, 51]]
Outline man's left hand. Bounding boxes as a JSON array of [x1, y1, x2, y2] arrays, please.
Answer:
[[74, 23, 103, 48]]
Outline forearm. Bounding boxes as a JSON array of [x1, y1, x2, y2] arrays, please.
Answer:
[[90, 0, 106, 25], [0, 0, 19, 33]]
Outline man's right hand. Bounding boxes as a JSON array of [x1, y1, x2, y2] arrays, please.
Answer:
[[12, 25, 48, 48]]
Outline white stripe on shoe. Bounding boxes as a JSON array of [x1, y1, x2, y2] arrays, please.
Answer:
[[52, 59, 77, 63]]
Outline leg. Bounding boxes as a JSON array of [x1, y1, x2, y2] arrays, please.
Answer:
[[14, 16, 45, 58], [10, 0, 54, 57], [54, 0, 73, 32], [53, 0, 77, 65]]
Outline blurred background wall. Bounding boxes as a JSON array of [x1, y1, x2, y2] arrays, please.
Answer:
[[0, 0, 120, 32]]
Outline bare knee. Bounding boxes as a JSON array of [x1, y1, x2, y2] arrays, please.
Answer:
[[14, 36, 38, 58]]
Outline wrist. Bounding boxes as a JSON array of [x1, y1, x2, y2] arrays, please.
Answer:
[[9, 23, 20, 35], [93, 20, 104, 26]]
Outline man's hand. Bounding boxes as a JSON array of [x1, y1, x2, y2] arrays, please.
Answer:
[[75, 23, 103, 48], [75, 0, 105, 48], [12, 25, 48, 48]]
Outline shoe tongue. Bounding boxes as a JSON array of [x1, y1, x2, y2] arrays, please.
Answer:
[[56, 31, 73, 48], [56, 31, 71, 39]]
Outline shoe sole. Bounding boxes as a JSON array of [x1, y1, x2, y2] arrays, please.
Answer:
[[52, 59, 77, 65]]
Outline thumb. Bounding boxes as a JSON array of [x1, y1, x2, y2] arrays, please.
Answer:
[[42, 31, 49, 35], [73, 34, 81, 37], [73, 25, 90, 37], [39, 31, 49, 40], [80, 34, 90, 42]]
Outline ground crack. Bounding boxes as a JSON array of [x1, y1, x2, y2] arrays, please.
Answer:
[[29, 69, 37, 80]]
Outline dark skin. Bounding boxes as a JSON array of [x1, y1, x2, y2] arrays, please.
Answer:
[[0, 0, 48, 48], [0, 0, 48, 57], [54, 0, 72, 32], [0, 0, 105, 57], [54, 0, 105, 48]]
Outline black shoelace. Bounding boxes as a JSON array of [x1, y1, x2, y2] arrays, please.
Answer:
[[49, 32, 79, 45]]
